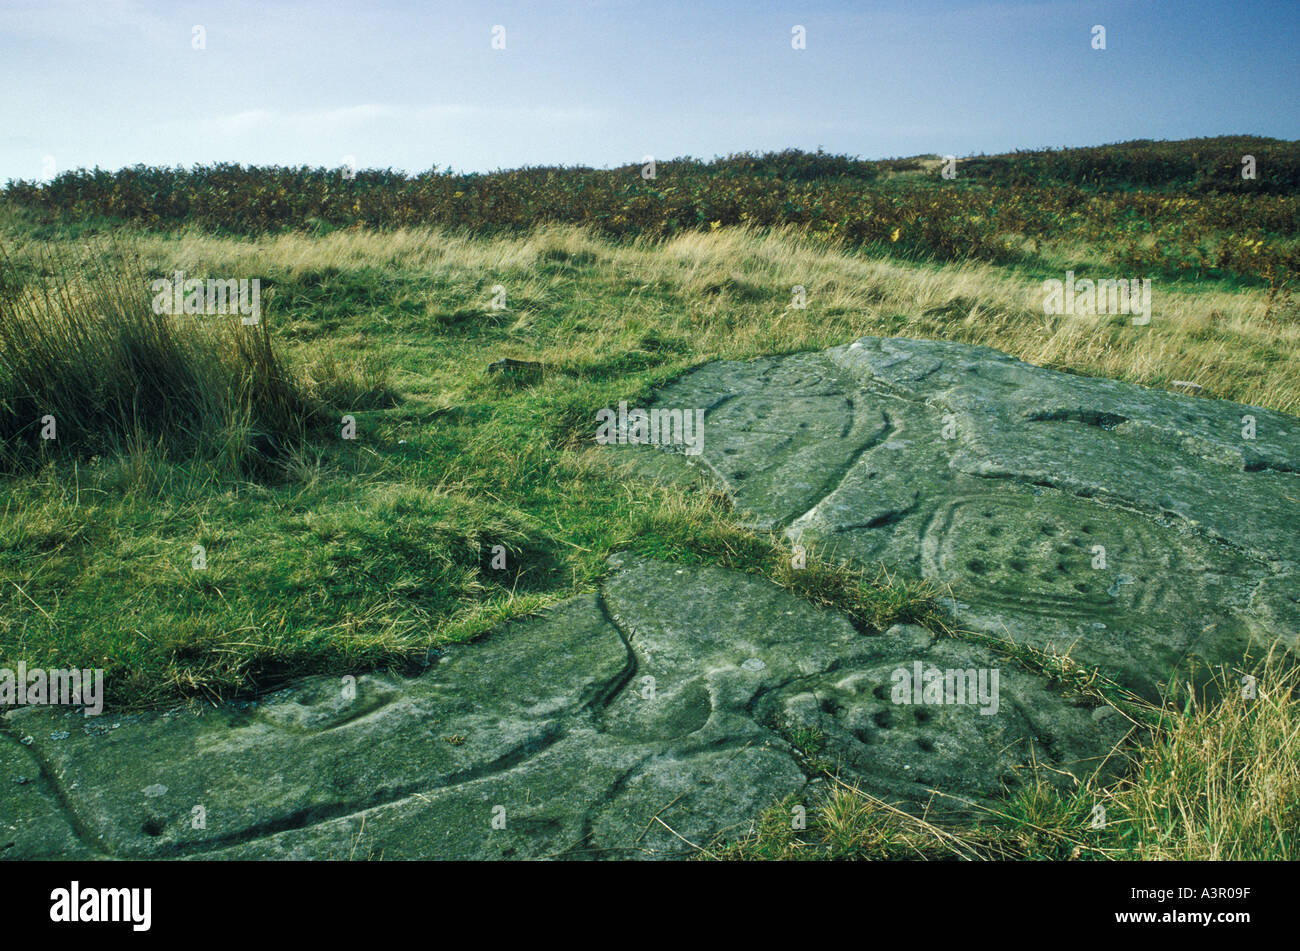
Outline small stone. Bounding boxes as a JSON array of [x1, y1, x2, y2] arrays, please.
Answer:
[[1106, 573, 1135, 598], [487, 358, 543, 378]]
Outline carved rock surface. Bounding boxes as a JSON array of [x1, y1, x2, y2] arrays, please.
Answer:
[[639, 336, 1300, 700]]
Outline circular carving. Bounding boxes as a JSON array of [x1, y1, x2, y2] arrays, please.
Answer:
[[920, 492, 1181, 620]]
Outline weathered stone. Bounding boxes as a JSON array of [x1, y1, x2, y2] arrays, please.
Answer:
[[641, 337, 1300, 700], [4, 593, 632, 858], [758, 623, 1123, 808], [0, 735, 96, 860]]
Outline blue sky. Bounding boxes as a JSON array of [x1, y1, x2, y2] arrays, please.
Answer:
[[2, 0, 1296, 182]]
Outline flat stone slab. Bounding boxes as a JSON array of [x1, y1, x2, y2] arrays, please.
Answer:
[[634, 337, 1300, 700], [1, 555, 1122, 860]]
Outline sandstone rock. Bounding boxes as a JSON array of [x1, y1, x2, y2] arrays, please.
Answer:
[[638, 337, 1300, 700]]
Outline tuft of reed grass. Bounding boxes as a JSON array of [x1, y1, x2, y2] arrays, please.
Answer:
[[0, 240, 318, 473]]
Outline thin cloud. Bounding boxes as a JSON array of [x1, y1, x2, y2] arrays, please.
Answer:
[[202, 104, 605, 141]]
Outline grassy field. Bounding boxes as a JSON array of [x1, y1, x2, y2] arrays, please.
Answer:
[[2, 138, 1298, 858]]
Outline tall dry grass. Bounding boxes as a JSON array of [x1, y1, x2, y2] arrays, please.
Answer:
[[1100, 652, 1300, 860], [77, 222, 1300, 414]]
